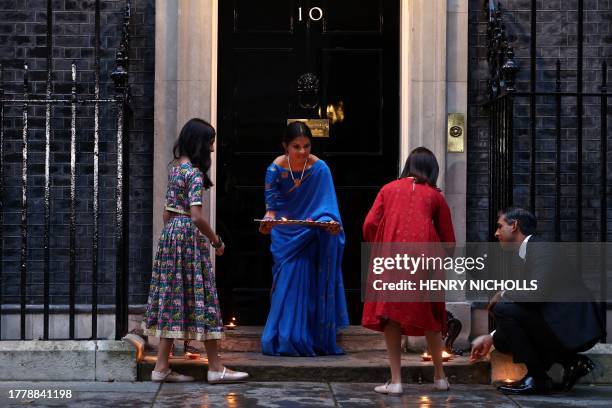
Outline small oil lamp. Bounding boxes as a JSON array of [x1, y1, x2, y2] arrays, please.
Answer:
[[184, 340, 201, 360], [226, 317, 237, 330], [421, 351, 452, 362], [185, 352, 200, 360]]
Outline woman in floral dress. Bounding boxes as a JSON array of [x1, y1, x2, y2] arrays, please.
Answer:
[[142, 118, 248, 384]]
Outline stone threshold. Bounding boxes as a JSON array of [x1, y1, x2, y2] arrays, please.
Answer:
[[1, 336, 609, 384], [137, 351, 491, 384], [218, 326, 387, 353]]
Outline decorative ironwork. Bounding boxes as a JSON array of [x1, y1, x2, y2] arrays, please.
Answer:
[[0, 63, 3, 338], [69, 62, 77, 339], [92, 0, 102, 340], [0, 0, 132, 341], [111, 1, 131, 104], [444, 311, 463, 354], [43, 0, 52, 340], [20, 63, 29, 340], [112, 0, 132, 341], [484, 1, 609, 340], [485, 0, 519, 99]]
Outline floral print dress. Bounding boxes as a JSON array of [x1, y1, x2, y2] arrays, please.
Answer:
[[142, 161, 224, 341]]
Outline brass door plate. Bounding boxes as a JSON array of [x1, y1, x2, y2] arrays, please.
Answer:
[[287, 118, 330, 138], [447, 113, 465, 153]]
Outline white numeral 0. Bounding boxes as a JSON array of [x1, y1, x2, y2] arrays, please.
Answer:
[[298, 7, 323, 22]]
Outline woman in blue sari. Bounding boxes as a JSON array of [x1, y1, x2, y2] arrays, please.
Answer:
[[259, 121, 349, 356]]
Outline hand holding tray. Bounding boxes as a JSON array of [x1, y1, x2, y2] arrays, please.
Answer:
[[255, 218, 342, 234]]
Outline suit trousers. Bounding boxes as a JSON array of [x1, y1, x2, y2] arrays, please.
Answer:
[[493, 302, 573, 377]]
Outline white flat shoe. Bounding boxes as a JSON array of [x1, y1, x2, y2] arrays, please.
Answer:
[[207, 367, 249, 384], [433, 377, 450, 391], [151, 369, 194, 383], [374, 381, 403, 395]]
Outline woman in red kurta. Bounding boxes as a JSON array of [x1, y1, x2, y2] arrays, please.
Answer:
[[362, 147, 455, 394]]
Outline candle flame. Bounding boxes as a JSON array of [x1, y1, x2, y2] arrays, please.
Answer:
[[421, 352, 432, 361]]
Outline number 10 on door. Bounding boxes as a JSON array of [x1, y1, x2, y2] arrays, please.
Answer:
[[298, 7, 323, 22]]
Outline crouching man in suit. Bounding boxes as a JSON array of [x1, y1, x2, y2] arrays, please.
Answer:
[[470, 207, 605, 395]]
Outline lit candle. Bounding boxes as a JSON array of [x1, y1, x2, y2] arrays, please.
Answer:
[[185, 351, 200, 360], [226, 317, 237, 330], [421, 351, 452, 362], [183, 340, 201, 360]]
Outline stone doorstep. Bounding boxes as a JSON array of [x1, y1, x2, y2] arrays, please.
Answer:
[[2, 338, 610, 384], [490, 343, 612, 385], [142, 326, 389, 353], [220, 326, 387, 353], [0, 340, 137, 382], [156, 324, 470, 353], [137, 352, 491, 384]]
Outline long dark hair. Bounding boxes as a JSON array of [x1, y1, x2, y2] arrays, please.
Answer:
[[283, 121, 313, 145], [173, 118, 214, 189], [400, 147, 439, 188]]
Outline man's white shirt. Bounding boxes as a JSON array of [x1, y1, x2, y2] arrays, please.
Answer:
[[490, 235, 532, 338]]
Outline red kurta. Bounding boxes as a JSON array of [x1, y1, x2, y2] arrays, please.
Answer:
[[361, 177, 456, 336]]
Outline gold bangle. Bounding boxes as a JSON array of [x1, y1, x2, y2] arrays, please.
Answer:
[[211, 235, 223, 249]]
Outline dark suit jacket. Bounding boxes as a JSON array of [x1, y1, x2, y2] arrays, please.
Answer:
[[502, 235, 605, 352]]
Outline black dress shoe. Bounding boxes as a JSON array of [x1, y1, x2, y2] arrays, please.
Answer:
[[562, 355, 595, 391], [497, 375, 553, 395]]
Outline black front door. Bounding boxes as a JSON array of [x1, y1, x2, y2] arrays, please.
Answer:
[[217, 0, 399, 325]]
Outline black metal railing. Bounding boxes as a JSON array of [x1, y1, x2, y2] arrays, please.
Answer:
[[485, 0, 610, 241], [0, 0, 131, 341], [485, 0, 519, 234], [484, 0, 610, 338]]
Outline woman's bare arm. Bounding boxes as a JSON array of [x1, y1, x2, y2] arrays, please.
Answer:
[[190, 205, 219, 243]]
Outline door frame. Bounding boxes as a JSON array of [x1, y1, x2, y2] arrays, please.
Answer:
[[209, 0, 411, 227]]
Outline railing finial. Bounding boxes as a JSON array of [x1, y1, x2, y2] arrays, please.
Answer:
[[111, 0, 131, 103], [485, 1, 519, 99]]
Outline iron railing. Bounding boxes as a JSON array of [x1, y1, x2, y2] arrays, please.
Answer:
[[0, 0, 131, 340], [484, 0, 610, 338]]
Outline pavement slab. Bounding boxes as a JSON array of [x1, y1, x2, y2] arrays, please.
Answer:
[[505, 384, 612, 407], [330, 383, 518, 408], [0, 381, 160, 408], [0, 381, 609, 407], [154, 382, 336, 407]]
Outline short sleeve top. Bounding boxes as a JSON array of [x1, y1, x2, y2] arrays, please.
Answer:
[[164, 162, 204, 215]]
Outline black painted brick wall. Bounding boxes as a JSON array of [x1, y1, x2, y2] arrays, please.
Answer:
[[0, 0, 154, 306], [468, 0, 612, 242]]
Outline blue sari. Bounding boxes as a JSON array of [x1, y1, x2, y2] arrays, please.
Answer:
[[261, 159, 349, 356]]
